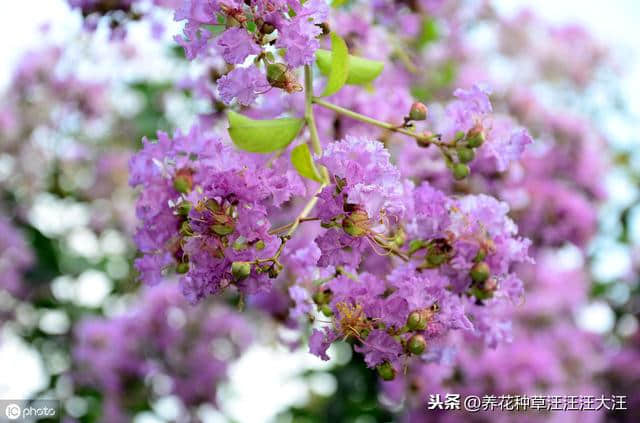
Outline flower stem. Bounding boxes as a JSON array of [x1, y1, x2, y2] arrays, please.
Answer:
[[312, 97, 444, 147], [304, 65, 323, 156], [259, 68, 329, 263], [268, 217, 320, 235]]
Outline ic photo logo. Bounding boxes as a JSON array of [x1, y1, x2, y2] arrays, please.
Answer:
[[4, 403, 21, 420]]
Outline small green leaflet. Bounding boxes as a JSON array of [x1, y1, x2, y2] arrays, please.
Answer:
[[227, 111, 305, 153], [290, 144, 324, 182], [316, 49, 384, 86], [321, 32, 349, 97]]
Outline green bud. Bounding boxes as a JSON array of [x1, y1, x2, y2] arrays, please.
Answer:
[[267, 63, 288, 85], [408, 102, 428, 121], [320, 304, 333, 317], [313, 290, 330, 305], [467, 126, 485, 148], [231, 261, 251, 281], [176, 201, 192, 216], [426, 251, 448, 266], [454, 130, 466, 142], [407, 334, 427, 355], [342, 209, 370, 237], [173, 168, 193, 193], [173, 176, 191, 193], [254, 240, 266, 250], [376, 362, 396, 381], [211, 223, 234, 236], [205, 199, 222, 212], [176, 262, 190, 274], [456, 147, 475, 163], [406, 311, 426, 331], [469, 286, 492, 301], [266, 63, 302, 93], [452, 163, 470, 180], [470, 261, 490, 284], [474, 248, 487, 263], [210, 210, 235, 236]]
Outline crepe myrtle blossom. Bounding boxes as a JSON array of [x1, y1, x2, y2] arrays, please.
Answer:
[[314, 136, 411, 268], [173, 0, 329, 105], [129, 126, 304, 303], [123, 1, 544, 383], [435, 85, 533, 173], [308, 183, 531, 377]]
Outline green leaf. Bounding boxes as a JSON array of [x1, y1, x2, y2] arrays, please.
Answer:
[[227, 111, 305, 153], [321, 32, 349, 97], [316, 49, 384, 86], [331, 0, 349, 8], [290, 144, 324, 182]]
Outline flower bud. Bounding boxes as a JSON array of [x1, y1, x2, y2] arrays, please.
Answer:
[[173, 177, 191, 194], [176, 201, 192, 217], [474, 248, 487, 263], [426, 250, 448, 266], [376, 362, 396, 381], [266, 63, 302, 93], [467, 125, 485, 148], [406, 311, 426, 331], [408, 102, 428, 121], [456, 147, 475, 163], [407, 334, 426, 355], [452, 163, 470, 180], [210, 209, 235, 236], [254, 240, 266, 250], [173, 168, 194, 194], [342, 209, 370, 237], [313, 290, 330, 305], [176, 262, 190, 274], [231, 261, 251, 281], [320, 304, 333, 317], [470, 261, 490, 284]]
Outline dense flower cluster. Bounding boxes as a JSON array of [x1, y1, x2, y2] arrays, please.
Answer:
[[129, 126, 305, 302], [174, 0, 329, 105], [74, 284, 252, 421]]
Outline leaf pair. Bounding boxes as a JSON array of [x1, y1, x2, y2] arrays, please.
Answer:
[[227, 111, 323, 182]]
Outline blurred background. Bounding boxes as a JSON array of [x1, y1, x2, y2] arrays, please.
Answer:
[[1, 0, 639, 422]]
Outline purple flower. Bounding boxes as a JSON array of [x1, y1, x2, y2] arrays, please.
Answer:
[[309, 327, 338, 361], [217, 27, 261, 64], [276, 19, 322, 67], [355, 330, 403, 368], [217, 66, 270, 106]]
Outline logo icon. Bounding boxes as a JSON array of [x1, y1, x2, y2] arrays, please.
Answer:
[[5, 403, 21, 420]]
